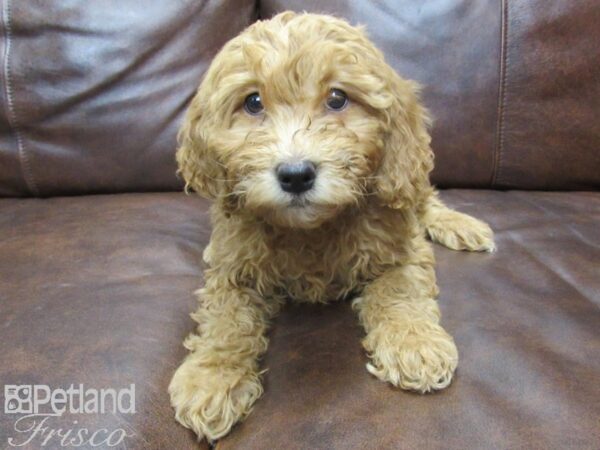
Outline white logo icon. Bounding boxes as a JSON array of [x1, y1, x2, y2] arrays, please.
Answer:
[[4, 385, 33, 414]]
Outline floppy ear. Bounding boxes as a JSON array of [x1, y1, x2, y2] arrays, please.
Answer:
[[375, 76, 434, 210], [176, 93, 225, 199]]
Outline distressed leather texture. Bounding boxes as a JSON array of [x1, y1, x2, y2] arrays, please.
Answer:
[[1, 191, 598, 449], [0, 193, 209, 449], [0, 1, 599, 449], [1, 0, 599, 195], [261, 0, 600, 190], [0, 0, 256, 197]]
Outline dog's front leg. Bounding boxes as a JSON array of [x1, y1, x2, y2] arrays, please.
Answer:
[[169, 276, 279, 442], [353, 242, 458, 393]]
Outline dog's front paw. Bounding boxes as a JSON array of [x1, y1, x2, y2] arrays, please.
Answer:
[[363, 321, 458, 393], [426, 210, 495, 253], [168, 360, 262, 442]]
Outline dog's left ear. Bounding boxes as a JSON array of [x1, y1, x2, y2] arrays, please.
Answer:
[[374, 75, 434, 210]]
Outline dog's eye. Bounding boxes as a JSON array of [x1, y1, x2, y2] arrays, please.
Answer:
[[244, 92, 264, 115], [326, 88, 348, 111]]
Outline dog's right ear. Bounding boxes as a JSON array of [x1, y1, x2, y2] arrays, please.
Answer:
[[176, 95, 224, 199]]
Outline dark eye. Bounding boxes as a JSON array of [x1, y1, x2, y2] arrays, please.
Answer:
[[326, 88, 348, 111], [244, 92, 264, 115]]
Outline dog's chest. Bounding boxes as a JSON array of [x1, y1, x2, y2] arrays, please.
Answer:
[[270, 239, 354, 302], [265, 213, 408, 303]]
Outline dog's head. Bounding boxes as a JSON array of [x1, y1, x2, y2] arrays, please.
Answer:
[[178, 12, 433, 229]]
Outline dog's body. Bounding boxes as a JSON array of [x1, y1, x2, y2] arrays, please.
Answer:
[[169, 12, 494, 442]]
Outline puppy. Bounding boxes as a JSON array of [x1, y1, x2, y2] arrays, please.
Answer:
[[169, 12, 495, 442]]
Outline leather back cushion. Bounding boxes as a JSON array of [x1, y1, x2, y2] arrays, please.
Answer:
[[262, 0, 600, 190], [0, 0, 256, 196], [1, 1, 598, 196]]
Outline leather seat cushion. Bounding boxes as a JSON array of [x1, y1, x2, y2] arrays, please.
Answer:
[[1, 190, 598, 449]]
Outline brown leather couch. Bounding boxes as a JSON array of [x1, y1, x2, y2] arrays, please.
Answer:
[[1, 1, 598, 449]]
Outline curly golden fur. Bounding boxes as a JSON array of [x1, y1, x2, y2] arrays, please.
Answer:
[[169, 12, 495, 442]]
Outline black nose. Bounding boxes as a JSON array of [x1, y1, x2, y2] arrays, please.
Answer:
[[276, 161, 316, 194]]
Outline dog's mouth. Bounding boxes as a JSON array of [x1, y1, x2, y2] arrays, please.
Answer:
[[252, 194, 344, 230], [288, 195, 310, 208]]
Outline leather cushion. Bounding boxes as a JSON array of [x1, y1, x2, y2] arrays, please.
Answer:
[[0, 0, 256, 197], [0, 193, 209, 449], [1, 190, 598, 448], [261, 0, 600, 190]]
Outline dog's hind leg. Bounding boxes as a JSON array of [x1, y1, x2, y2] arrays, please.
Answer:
[[422, 191, 495, 252]]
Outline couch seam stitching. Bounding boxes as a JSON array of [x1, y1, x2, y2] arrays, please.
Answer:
[[492, 0, 508, 187], [2, 0, 39, 196]]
